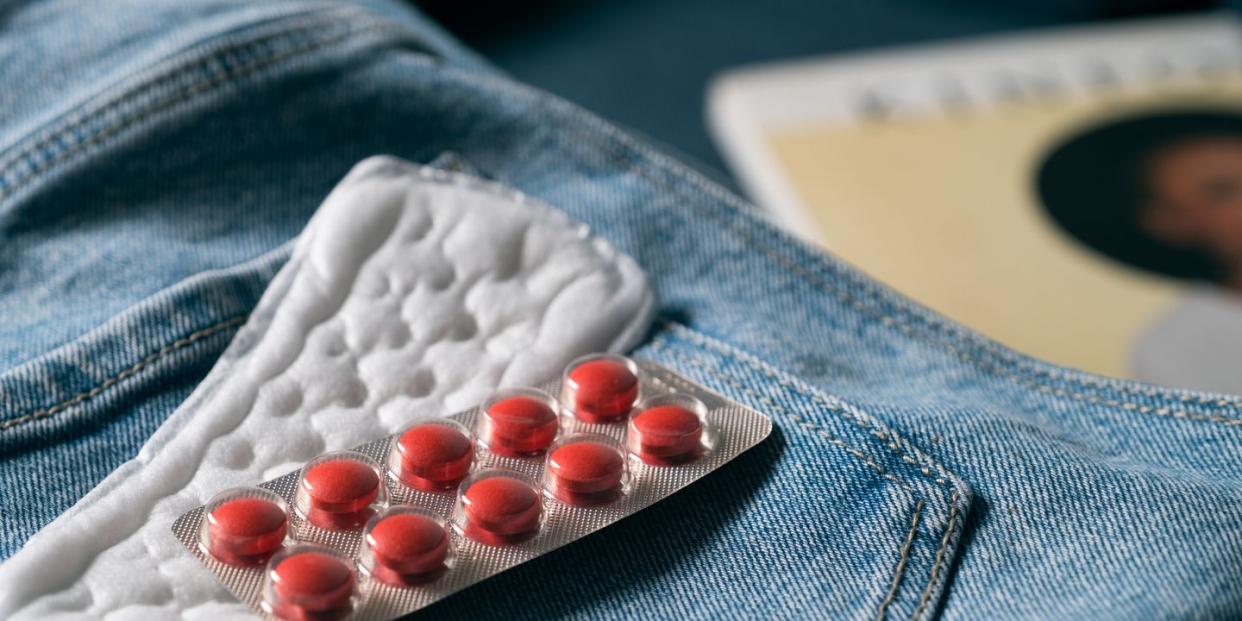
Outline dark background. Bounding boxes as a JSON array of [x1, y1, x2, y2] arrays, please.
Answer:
[[416, 0, 1219, 184]]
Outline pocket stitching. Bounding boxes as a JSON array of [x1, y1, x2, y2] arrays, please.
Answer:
[[0, 315, 245, 431], [911, 492, 962, 621], [653, 322, 957, 488], [648, 323, 965, 620], [648, 333, 915, 490], [651, 336, 924, 619], [878, 498, 924, 621]]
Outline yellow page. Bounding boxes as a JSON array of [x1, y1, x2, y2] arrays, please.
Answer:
[[769, 80, 1242, 377]]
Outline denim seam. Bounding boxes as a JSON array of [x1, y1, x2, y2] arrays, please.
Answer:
[[652, 323, 966, 618], [0, 315, 245, 431], [646, 327, 957, 619], [655, 322, 955, 488], [789, 415, 908, 488], [0, 9, 335, 173], [0, 11, 331, 190], [424, 61, 1242, 418], [646, 335, 911, 490], [877, 498, 924, 621], [911, 491, 962, 621], [0, 9, 416, 202]]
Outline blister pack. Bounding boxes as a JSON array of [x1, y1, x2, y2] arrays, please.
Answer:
[[172, 354, 772, 620]]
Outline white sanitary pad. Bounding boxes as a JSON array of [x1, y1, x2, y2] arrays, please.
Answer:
[[0, 156, 654, 620]]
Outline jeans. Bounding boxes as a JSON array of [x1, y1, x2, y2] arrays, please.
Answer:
[[1, 1, 1239, 619]]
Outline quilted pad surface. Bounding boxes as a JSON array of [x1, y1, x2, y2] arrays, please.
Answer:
[[0, 157, 654, 619]]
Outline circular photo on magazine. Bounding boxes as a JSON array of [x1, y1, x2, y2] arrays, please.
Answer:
[[1037, 108, 1242, 391], [1037, 109, 1242, 284]]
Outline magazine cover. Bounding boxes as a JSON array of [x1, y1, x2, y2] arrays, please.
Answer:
[[711, 16, 1242, 391]]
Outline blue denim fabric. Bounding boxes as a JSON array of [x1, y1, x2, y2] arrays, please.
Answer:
[[1, 1, 1240, 619]]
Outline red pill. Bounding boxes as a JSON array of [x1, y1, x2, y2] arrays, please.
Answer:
[[267, 549, 356, 621], [394, 421, 473, 491], [207, 496, 288, 566], [301, 455, 381, 530], [546, 437, 625, 506], [563, 355, 639, 423], [365, 511, 449, 586], [480, 390, 559, 457], [629, 404, 705, 465], [457, 472, 542, 545]]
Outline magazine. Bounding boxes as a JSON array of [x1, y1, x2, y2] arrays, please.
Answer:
[[709, 13, 1242, 392]]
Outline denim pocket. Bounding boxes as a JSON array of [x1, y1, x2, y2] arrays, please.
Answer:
[[425, 320, 969, 621], [0, 243, 289, 558]]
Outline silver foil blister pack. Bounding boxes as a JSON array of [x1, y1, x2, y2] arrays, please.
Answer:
[[172, 355, 772, 620]]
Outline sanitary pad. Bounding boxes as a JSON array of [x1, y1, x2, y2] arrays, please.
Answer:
[[0, 156, 655, 619]]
